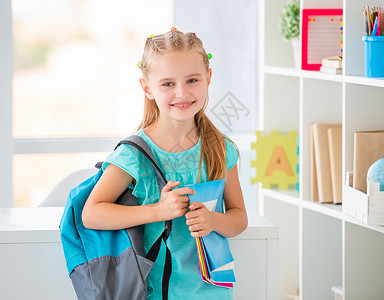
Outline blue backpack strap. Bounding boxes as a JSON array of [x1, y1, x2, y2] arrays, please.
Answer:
[[116, 135, 172, 300]]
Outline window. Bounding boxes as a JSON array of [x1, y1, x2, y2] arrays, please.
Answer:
[[13, 152, 108, 207], [12, 0, 173, 206], [7, 0, 258, 210]]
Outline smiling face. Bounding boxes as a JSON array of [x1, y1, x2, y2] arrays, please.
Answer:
[[140, 50, 212, 125]]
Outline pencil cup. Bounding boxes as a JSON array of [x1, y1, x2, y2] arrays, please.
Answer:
[[362, 36, 384, 78]]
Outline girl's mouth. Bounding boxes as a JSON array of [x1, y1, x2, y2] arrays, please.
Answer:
[[171, 101, 195, 109]]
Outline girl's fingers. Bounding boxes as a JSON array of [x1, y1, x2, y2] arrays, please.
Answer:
[[186, 217, 197, 226], [174, 187, 195, 196], [188, 223, 203, 232], [190, 229, 209, 238], [182, 195, 192, 204], [191, 230, 208, 238], [186, 204, 205, 219], [162, 180, 180, 193], [185, 210, 197, 220], [189, 201, 204, 210], [163, 183, 194, 196], [179, 207, 189, 216]]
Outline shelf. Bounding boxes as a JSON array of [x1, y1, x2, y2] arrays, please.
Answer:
[[260, 0, 384, 297], [344, 75, 384, 88], [343, 213, 384, 235], [262, 188, 300, 206], [262, 188, 343, 219], [301, 201, 343, 220], [263, 65, 384, 87], [263, 66, 302, 78], [262, 188, 384, 234]]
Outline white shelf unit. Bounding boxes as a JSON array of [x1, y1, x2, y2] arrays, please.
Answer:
[[258, 0, 384, 299]]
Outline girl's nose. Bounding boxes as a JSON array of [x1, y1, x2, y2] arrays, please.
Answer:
[[175, 84, 189, 98]]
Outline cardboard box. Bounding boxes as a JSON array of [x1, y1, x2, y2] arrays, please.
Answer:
[[353, 130, 384, 194], [344, 185, 384, 226]]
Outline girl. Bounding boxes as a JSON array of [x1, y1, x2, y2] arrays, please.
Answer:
[[82, 29, 248, 299]]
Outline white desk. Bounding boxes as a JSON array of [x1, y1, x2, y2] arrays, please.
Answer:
[[0, 207, 278, 300]]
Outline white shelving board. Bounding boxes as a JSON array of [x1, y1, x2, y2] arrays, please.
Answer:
[[264, 66, 384, 87], [262, 188, 384, 235]]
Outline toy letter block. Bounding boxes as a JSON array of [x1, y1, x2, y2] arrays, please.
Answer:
[[266, 146, 294, 176], [251, 131, 298, 190]]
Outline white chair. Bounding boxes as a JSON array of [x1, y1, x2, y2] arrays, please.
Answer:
[[39, 168, 98, 207]]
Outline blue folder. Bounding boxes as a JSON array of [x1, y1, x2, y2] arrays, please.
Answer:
[[187, 179, 236, 283]]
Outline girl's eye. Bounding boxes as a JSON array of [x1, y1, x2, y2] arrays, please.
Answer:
[[188, 79, 197, 84], [163, 82, 174, 87]]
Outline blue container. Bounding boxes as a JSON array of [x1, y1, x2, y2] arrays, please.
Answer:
[[362, 36, 384, 78]]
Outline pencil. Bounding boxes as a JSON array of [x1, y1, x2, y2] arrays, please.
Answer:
[[363, 8, 369, 35], [367, 6, 372, 36]]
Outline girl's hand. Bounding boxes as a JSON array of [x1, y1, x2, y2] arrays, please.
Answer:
[[186, 201, 214, 238], [156, 180, 195, 221]]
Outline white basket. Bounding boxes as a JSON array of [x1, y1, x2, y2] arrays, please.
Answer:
[[344, 185, 384, 226]]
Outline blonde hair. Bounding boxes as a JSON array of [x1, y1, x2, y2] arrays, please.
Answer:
[[137, 30, 234, 182]]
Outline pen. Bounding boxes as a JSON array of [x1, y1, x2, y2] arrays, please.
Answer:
[[379, 7, 381, 36], [372, 17, 378, 36]]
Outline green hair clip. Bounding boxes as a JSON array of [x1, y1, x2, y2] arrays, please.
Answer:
[[137, 61, 142, 68]]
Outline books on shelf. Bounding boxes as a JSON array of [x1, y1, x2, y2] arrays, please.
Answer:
[[328, 127, 343, 204], [321, 56, 342, 69], [320, 66, 342, 74], [309, 124, 319, 202], [353, 131, 384, 194], [320, 56, 342, 75], [310, 123, 342, 203], [187, 179, 235, 288]]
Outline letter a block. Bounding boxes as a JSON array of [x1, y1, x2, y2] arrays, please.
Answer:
[[251, 131, 298, 189]]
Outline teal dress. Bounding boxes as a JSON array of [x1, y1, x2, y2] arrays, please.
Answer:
[[103, 129, 239, 300]]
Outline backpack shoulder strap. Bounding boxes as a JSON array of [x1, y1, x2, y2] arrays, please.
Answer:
[[116, 135, 167, 189], [116, 134, 172, 235], [116, 135, 172, 300]]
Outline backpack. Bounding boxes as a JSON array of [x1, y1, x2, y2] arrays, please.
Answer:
[[60, 135, 172, 300]]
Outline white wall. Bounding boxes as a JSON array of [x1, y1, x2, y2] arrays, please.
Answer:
[[174, 0, 259, 211], [0, 0, 14, 207], [174, 0, 258, 133]]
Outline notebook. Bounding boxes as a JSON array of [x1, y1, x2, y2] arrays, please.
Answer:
[[187, 178, 235, 287]]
